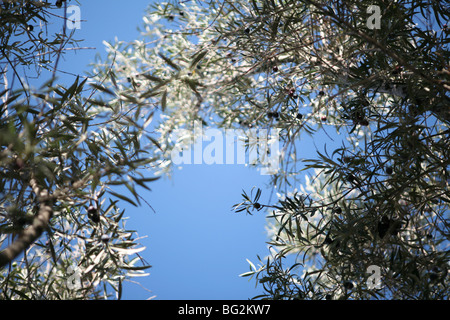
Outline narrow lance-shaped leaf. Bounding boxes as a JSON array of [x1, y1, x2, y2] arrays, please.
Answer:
[[190, 49, 208, 70], [158, 52, 181, 71]]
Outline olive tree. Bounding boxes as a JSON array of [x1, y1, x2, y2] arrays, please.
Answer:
[[92, 0, 449, 299], [0, 0, 156, 299]]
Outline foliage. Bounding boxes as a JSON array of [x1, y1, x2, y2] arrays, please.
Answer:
[[92, 0, 449, 299], [0, 0, 156, 299]]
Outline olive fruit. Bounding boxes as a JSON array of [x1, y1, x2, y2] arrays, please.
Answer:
[[101, 234, 110, 243], [296, 113, 303, 120], [343, 281, 354, 290], [377, 216, 402, 238], [347, 173, 356, 184], [392, 65, 403, 75], [268, 111, 279, 119], [272, 66, 279, 72], [253, 203, 261, 210], [288, 88, 295, 97], [323, 235, 333, 245], [359, 119, 369, 126], [377, 216, 390, 238], [88, 206, 100, 223], [385, 166, 393, 175]]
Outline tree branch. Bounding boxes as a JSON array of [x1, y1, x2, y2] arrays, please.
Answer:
[[0, 178, 54, 269]]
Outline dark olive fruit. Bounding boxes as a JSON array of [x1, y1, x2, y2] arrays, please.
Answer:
[[88, 206, 100, 223], [244, 27, 250, 34], [168, 15, 174, 21], [55, 0, 63, 8], [296, 113, 303, 120], [428, 266, 441, 282], [359, 119, 369, 126], [385, 166, 393, 175], [342, 156, 351, 163], [288, 88, 295, 97], [321, 116, 327, 122], [335, 207, 342, 214], [318, 90, 325, 96], [392, 65, 403, 75], [27, 25, 34, 31], [253, 203, 261, 210], [101, 234, 110, 243], [347, 173, 356, 183], [268, 111, 279, 119], [325, 294, 332, 300], [15, 216, 28, 228], [377, 216, 390, 238], [377, 216, 402, 238], [272, 66, 279, 72], [343, 281, 354, 290], [179, 11, 184, 16], [323, 235, 333, 245]]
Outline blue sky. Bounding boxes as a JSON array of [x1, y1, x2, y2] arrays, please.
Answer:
[[39, 0, 327, 300]]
